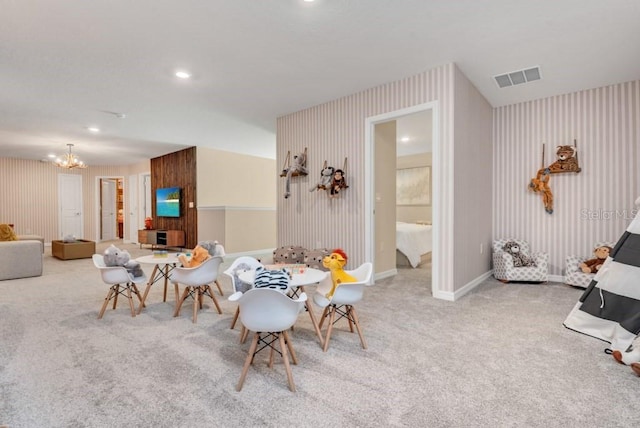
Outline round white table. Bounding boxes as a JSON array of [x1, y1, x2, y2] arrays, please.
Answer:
[[239, 267, 328, 348], [136, 253, 182, 314]]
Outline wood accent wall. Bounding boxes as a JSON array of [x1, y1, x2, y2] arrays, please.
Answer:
[[150, 147, 198, 248]]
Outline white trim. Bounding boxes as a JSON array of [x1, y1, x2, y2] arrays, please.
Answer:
[[445, 270, 494, 301], [365, 101, 442, 298], [223, 248, 277, 259], [197, 206, 276, 211], [375, 268, 398, 281], [549, 274, 564, 283]]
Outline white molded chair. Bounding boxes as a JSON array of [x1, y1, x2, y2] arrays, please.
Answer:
[[565, 241, 615, 288], [171, 256, 223, 323], [223, 256, 263, 330], [492, 238, 548, 283], [92, 254, 147, 319], [229, 288, 307, 392], [313, 262, 373, 352]]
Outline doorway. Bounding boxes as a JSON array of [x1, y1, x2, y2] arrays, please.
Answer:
[[95, 176, 124, 242], [365, 101, 441, 297]]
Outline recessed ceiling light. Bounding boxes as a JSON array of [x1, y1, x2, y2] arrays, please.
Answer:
[[88, 127, 100, 133], [175, 70, 191, 79], [400, 136, 410, 143], [47, 154, 56, 158], [303, 0, 315, 2]]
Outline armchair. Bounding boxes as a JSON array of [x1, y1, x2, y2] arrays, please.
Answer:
[[492, 238, 548, 283], [565, 242, 615, 288]]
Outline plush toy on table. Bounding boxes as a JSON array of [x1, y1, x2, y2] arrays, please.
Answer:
[[329, 169, 348, 198], [103, 244, 144, 277], [144, 217, 153, 230], [502, 241, 537, 267], [178, 245, 211, 268], [579, 245, 612, 273], [322, 248, 356, 300]]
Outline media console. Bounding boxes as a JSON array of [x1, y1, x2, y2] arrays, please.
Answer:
[[138, 229, 185, 250]]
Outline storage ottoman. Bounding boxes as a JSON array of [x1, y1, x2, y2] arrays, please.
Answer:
[[52, 239, 96, 260]]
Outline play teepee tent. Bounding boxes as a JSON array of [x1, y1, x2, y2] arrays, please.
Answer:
[[564, 203, 640, 352]]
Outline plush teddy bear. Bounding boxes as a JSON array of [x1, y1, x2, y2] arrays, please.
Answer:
[[178, 245, 211, 268], [103, 244, 144, 277], [579, 245, 612, 273], [502, 241, 537, 267], [309, 166, 335, 193]]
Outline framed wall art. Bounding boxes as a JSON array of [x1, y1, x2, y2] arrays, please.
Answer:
[[396, 166, 431, 206]]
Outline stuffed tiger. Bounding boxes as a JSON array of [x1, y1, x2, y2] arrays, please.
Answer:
[[548, 145, 581, 173]]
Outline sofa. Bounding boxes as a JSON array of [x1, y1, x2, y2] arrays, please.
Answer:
[[0, 239, 43, 280]]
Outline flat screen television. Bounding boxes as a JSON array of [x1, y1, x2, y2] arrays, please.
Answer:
[[156, 187, 181, 218]]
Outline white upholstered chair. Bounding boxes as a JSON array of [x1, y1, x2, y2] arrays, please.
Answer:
[[565, 242, 615, 288], [223, 256, 263, 330], [92, 254, 146, 319], [228, 288, 307, 392], [492, 239, 548, 283], [313, 262, 373, 352], [171, 256, 223, 323]]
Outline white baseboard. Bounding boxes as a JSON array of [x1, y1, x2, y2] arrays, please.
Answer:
[[432, 270, 493, 302], [375, 268, 397, 281], [224, 248, 276, 260]]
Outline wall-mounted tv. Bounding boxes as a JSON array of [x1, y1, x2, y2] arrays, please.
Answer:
[[156, 187, 181, 218]]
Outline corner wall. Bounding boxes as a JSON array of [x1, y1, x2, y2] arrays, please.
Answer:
[[493, 80, 640, 275]]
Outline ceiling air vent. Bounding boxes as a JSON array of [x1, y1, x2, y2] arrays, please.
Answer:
[[494, 66, 541, 88]]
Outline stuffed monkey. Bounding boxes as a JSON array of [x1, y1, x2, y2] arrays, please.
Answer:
[[579, 245, 612, 274]]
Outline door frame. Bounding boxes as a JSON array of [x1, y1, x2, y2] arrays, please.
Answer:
[[364, 100, 442, 297], [94, 175, 124, 242]]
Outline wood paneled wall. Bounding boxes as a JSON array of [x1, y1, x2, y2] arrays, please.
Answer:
[[150, 147, 198, 248]]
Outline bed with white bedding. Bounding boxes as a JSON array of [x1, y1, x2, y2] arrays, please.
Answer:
[[396, 222, 432, 268]]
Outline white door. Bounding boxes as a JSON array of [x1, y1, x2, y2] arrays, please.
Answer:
[[101, 179, 116, 241], [58, 174, 83, 239], [128, 174, 138, 242]]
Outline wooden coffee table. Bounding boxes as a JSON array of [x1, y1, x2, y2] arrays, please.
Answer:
[[52, 239, 96, 260]]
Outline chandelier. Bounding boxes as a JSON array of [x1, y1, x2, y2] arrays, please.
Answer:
[[54, 144, 87, 169]]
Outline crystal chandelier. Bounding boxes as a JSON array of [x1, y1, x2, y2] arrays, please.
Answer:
[[54, 144, 87, 169]]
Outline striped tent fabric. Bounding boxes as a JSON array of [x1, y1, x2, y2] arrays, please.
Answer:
[[564, 208, 640, 352]]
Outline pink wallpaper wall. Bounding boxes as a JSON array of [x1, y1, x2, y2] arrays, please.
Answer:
[[277, 63, 460, 293], [493, 80, 640, 275]]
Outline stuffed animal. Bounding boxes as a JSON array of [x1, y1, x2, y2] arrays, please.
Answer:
[[309, 165, 335, 193], [548, 145, 581, 173], [144, 217, 153, 230], [178, 245, 211, 268], [63, 234, 76, 243], [502, 241, 537, 267], [198, 240, 226, 258], [322, 248, 357, 300], [529, 168, 554, 214], [103, 244, 144, 277], [329, 169, 348, 198], [579, 245, 612, 273], [0, 224, 17, 241], [283, 152, 308, 199], [612, 345, 640, 377]]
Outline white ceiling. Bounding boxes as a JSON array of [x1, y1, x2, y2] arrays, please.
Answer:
[[1, 0, 639, 165]]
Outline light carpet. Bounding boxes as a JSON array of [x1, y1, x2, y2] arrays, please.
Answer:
[[1, 242, 639, 427]]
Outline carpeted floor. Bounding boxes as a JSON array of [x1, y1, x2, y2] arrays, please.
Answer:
[[1, 241, 639, 428]]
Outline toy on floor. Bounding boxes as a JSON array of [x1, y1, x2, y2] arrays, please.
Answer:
[[579, 245, 612, 273], [612, 346, 640, 377], [103, 244, 144, 277], [322, 248, 356, 300], [178, 245, 211, 268]]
